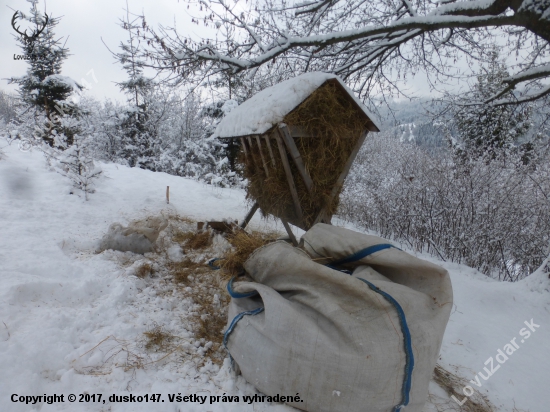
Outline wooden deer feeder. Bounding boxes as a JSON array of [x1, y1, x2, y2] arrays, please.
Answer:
[[213, 72, 380, 243]]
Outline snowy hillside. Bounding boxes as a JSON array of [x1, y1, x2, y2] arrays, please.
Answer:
[[0, 140, 548, 412]]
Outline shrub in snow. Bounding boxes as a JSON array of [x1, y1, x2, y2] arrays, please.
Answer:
[[46, 133, 102, 200], [82, 87, 239, 187], [340, 133, 550, 281], [59, 148, 101, 199]]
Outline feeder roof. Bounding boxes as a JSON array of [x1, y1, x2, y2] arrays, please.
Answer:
[[213, 72, 380, 139]]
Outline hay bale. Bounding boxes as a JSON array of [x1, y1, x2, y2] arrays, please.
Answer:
[[241, 82, 369, 229]]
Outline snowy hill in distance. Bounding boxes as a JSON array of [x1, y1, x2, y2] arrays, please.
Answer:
[[374, 99, 449, 151]]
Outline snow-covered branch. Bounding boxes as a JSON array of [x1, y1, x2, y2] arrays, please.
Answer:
[[132, 0, 550, 106]]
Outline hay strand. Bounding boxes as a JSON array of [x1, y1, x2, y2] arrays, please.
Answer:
[[432, 364, 495, 412], [219, 230, 279, 280]]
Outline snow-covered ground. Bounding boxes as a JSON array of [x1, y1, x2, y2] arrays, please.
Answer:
[[0, 140, 548, 412]]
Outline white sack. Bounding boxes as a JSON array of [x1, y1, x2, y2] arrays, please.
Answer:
[[98, 216, 168, 254], [225, 223, 452, 412]]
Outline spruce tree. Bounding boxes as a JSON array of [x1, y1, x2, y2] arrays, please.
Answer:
[[8, 0, 82, 148], [452, 50, 532, 162], [113, 5, 158, 169]]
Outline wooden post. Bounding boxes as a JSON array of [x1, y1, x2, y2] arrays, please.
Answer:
[[255, 135, 270, 177], [278, 124, 313, 193], [263, 134, 276, 167], [240, 202, 260, 229], [274, 131, 304, 225], [166, 186, 170, 204], [281, 219, 298, 246], [313, 130, 369, 226]]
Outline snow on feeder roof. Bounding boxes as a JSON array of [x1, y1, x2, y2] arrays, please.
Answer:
[[214, 72, 379, 139], [223, 72, 380, 237]]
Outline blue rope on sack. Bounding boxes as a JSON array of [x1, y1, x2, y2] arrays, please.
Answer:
[[210, 259, 257, 298], [327, 243, 399, 267], [326, 244, 413, 412], [226, 276, 259, 299], [357, 278, 414, 412], [223, 307, 265, 364], [208, 257, 258, 300], [208, 258, 263, 364], [208, 258, 222, 270]]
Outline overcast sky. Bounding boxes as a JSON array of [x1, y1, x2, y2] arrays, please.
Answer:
[[0, 0, 216, 103], [0, 0, 481, 107]]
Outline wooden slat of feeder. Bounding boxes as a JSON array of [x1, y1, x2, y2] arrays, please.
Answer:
[[240, 202, 260, 229], [263, 134, 277, 168], [313, 130, 369, 226], [274, 131, 304, 225], [278, 124, 313, 193], [312, 209, 330, 226], [246, 136, 261, 171], [207, 220, 238, 233], [281, 219, 299, 246], [255, 135, 270, 177], [240, 137, 249, 159]]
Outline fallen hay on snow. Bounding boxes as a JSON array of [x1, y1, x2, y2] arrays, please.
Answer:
[[430, 364, 495, 412]]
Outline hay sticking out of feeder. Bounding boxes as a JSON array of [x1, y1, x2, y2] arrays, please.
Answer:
[[242, 82, 369, 228]]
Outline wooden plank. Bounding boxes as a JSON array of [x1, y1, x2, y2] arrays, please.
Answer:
[[255, 135, 270, 177], [263, 134, 276, 167], [208, 220, 238, 233], [312, 208, 333, 226], [246, 136, 260, 170], [313, 130, 369, 226], [240, 202, 260, 229], [278, 124, 313, 193], [240, 137, 249, 158], [312, 209, 326, 226], [281, 219, 299, 246], [274, 132, 304, 225]]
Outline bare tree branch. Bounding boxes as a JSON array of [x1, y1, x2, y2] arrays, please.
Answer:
[[131, 0, 550, 107]]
